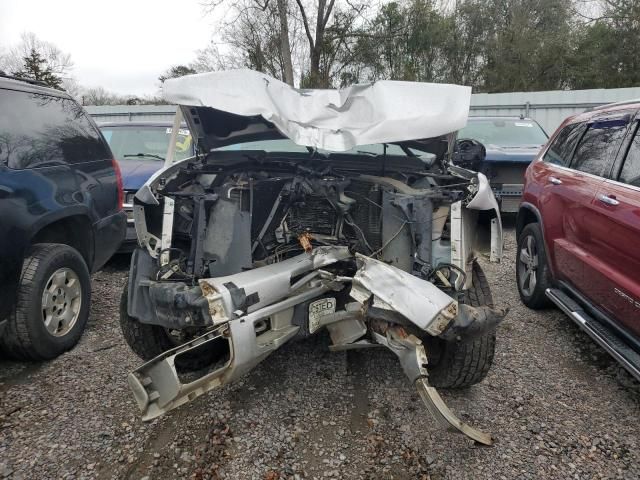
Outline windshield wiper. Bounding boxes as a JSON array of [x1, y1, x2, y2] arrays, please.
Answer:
[[123, 153, 165, 161]]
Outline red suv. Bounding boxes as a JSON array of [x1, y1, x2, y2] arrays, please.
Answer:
[[516, 101, 640, 381]]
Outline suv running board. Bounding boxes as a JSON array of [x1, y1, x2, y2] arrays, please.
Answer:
[[545, 288, 640, 382]]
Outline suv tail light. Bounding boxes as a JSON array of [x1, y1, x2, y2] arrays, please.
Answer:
[[112, 158, 124, 211]]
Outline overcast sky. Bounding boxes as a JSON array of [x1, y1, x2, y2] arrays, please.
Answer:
[[0, 0, 214, 96]]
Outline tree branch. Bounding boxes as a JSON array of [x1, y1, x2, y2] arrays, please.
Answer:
[[295, 0, 315, 49], [322, 0, 336, 30]]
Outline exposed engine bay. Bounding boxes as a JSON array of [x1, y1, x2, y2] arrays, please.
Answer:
[[122, 70, 507, 446], [124, 147, 505, 444]]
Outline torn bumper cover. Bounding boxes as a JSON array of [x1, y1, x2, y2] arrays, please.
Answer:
[[128, 246, 505, 445]]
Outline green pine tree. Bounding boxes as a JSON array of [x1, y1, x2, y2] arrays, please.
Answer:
[[13, 48, 63, 89]]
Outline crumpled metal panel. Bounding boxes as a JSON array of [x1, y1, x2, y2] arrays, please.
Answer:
[[162, 69, 471, 152], [350, 254, 457, 335]]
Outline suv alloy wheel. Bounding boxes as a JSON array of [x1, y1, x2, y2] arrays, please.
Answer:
[[0, 244, 91, 360], [516, 223, 551, 309]]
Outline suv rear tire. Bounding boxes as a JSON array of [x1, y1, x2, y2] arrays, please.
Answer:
[[426, 262, 496, 389], [516, 223, 552, 309], [0, 244, 91, 360]]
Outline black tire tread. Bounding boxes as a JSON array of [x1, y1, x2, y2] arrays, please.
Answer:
[[119, 283, 220, 371], [119, 283, 173, 360], [427, 262, 497, 389], [0, 244, 90, 360]]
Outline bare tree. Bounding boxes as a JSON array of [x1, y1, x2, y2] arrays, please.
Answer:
[[203, 0, 366, 87], [81, 86, 120, 106], [61, 77, 82, 98], [0, 32, 73, 78], [277, 0, 295, 84], [294, 0, 340, 86], [191, 43, 231, 72]]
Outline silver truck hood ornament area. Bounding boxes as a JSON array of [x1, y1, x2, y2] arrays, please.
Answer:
[[124, 73, 506, 448]]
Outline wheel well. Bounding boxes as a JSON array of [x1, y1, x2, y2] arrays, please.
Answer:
[[31, 216, 93, 269], [516, 207, 538, 238]]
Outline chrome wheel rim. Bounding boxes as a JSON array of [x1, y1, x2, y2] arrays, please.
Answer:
[[41, 268, 82, 337], [518, 234, 539, 297]]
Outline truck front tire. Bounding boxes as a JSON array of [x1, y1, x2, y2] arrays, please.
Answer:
[[426, 262, 497, 389], [119, 283, 221, 371]]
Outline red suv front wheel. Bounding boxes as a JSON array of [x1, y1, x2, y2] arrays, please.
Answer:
[[516, 223, 552, 309]]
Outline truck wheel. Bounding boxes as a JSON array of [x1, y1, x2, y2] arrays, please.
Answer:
[[119, 283, 218, 371], [426, 262, 496, 389], [516, 222, 552, 309], [0, 244, 91, 360]]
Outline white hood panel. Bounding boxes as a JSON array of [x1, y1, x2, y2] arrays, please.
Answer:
[[163, 69, 471, 152]]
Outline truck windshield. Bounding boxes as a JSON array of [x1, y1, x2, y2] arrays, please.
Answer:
[[100, 125, 193, 162], [458, 119, 548, 147]]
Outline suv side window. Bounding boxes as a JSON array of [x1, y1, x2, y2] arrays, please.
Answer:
[[619, 123, 640, 187], [0, 88, 110, 169], [543, 123, 584, 166], [570, 119, 628, 177]]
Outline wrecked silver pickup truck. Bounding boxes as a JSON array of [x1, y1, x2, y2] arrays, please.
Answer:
[[120, 70, 506, 445]]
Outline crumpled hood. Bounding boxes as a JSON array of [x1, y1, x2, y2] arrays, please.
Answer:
[[483, 144, 543, 164], [162, 69, 471, 152], [118, 159, 164, 191]]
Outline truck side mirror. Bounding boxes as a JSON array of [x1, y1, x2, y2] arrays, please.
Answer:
[[452, 139, 486, 171]]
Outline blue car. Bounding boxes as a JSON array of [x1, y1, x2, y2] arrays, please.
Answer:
[[99, 122, 195, 250], [457, 116, 548, 213]]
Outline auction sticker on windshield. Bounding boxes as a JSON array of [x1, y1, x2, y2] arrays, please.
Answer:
[[308, 297, 336, 333]]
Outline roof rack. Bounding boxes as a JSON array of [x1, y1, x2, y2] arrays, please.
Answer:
[[0, 70, 49, 87], [589, 98, 640, 111]]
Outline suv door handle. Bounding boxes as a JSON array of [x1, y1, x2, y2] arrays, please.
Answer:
[[549, 176, 562, 185], [597, 193, 619, 206]]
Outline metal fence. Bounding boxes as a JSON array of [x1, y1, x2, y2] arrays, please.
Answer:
[[87, 86, 640, 134]]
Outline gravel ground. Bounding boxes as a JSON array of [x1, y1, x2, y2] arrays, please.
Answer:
[[1, 226, 640, 480]]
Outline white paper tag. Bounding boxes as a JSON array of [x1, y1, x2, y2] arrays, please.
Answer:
[[308, 297, 336, 333]]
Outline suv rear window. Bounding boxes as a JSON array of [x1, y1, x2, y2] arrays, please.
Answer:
[[570, 119, 628, 177], [100, 125, 193, 162], [543, 123, 584, 166], [0, 88, 110, 169]]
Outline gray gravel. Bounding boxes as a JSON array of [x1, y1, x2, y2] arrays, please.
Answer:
[[1, 226, 640, 479]]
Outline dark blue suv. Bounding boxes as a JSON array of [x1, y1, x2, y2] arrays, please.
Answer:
[[0, 74, 126, 360]]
